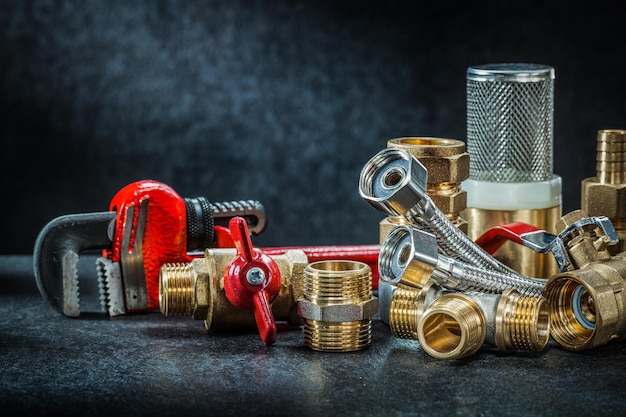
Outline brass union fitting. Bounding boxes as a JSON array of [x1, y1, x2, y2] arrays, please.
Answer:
[[543, 209, 626, 351], [387, 137, 469, 234], [387, 281, 549, 359], [297, 260, 378, 352], [159, 248, 309, 331], [581, 129, 626, 255]]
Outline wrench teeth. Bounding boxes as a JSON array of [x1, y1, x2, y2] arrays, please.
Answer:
[[96, 257, 126, 316]]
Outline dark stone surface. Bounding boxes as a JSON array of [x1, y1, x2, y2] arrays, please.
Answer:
[[2, 254, 626, 416], [2, 1, 626, 255]]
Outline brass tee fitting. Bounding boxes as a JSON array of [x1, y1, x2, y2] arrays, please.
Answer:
[[159, 248, 308, 331], [297, 260, 378, 352], [581, 129, 626, 255], [543, 209, 626, 351], [388, 282, 550, 360]]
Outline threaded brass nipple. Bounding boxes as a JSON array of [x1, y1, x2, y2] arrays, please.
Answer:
[[298, 260, 377, 352], [159, 262, 196, 317]]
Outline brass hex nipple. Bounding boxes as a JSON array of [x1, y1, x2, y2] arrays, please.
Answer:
[[581, 129, 626, 255], [297, 260, 378, 352], [544, 209, 626, 351]]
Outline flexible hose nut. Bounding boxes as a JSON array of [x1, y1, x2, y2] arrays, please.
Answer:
[[297, 260, 378, 352]]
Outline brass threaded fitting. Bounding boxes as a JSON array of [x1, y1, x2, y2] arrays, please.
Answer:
[[581, 129, 626, 255], [159, 262, 198, 318], [387, 137, 469, 234], [418, 293, 487, 360], [388, 286, 421, 339], [416, 288, 550, 360], [159, 248, 309, 331], [543, 209, 626, 351], [495, 289, 551, 352], [298, 260, 377, 352]]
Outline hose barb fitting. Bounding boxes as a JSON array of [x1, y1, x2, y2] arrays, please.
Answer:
[[387, 281, 550, 359], [297, 260, 378, 352], [543, 209, 626, 351], [581, 129, 626, 255]]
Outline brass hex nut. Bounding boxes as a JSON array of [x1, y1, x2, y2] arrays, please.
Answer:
[[296, 298, 379, 322], [191, 258, 211, 320], [429, 190, 467, 216], [582, 178, 626, 219], [387, 137, 470, 184], [418, 153, 470, 184]]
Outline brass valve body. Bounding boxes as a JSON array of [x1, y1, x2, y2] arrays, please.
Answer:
[[297, 260, 378, 352], [544, 209, 626, 351], [581, 129, 626, 255], [387, 137, 470, 234], [159, 248, 309, 331]]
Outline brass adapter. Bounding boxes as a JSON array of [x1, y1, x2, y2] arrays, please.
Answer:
[[387, 281, 549, 359], [581, 129, 626, 255], [544, 209, 626, 351], [297, 260, 378, 352], [387, 137, 470, 234], [159, 248, 308, 331]]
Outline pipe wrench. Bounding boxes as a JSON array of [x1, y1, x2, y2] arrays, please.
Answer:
[[33, 180, 267, 317]]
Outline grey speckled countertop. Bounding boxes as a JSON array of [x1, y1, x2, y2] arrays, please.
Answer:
[[1, 255, 625, 417]]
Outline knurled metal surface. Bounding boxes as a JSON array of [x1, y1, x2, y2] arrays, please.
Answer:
[[466, 63, 554, 183]]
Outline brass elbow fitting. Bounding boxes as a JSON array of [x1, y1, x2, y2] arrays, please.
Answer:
[[297, 260, 378, 352], [159, 248, 309, 331], [387, 137, 470, 234], [581, 129, 626, 255], [543, 209, 626, 351]]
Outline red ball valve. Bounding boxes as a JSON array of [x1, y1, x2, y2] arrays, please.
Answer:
[[224, 217, 282, 346]]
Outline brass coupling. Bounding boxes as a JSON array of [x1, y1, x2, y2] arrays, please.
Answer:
[[581, 129, 626, 255], [388, 282, 551, 360], [297, 260, 378, 352], [159, 248, 309, 331], [544, 209, 626, 351]]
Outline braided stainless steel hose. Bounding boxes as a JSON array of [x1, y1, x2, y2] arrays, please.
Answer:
[[379, 224, 546, 296], [359, 147, 521, 277]]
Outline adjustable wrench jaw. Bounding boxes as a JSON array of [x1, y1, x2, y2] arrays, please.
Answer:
[[33, 211, 115, 317]]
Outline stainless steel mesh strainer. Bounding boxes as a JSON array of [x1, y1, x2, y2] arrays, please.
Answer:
[[466, 63, 555, 183]]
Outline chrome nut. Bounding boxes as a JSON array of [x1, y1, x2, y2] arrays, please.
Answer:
[[297, 298, 378, 322]]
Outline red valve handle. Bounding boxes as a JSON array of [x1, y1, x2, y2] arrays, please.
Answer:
[[223, 217, 281, 346], [474, 222, 545, 255]]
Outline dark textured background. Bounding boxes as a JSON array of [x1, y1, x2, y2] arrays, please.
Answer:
[[2, 0, 625, 254]]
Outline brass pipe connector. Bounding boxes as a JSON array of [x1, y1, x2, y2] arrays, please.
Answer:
[[581, 129, 626, 255], [387, 137, 470, 234], [159, 248, 309, 331], [387, 281, 550, 359], [297, 260, 378, 352], [543, 209, 626, 351]]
